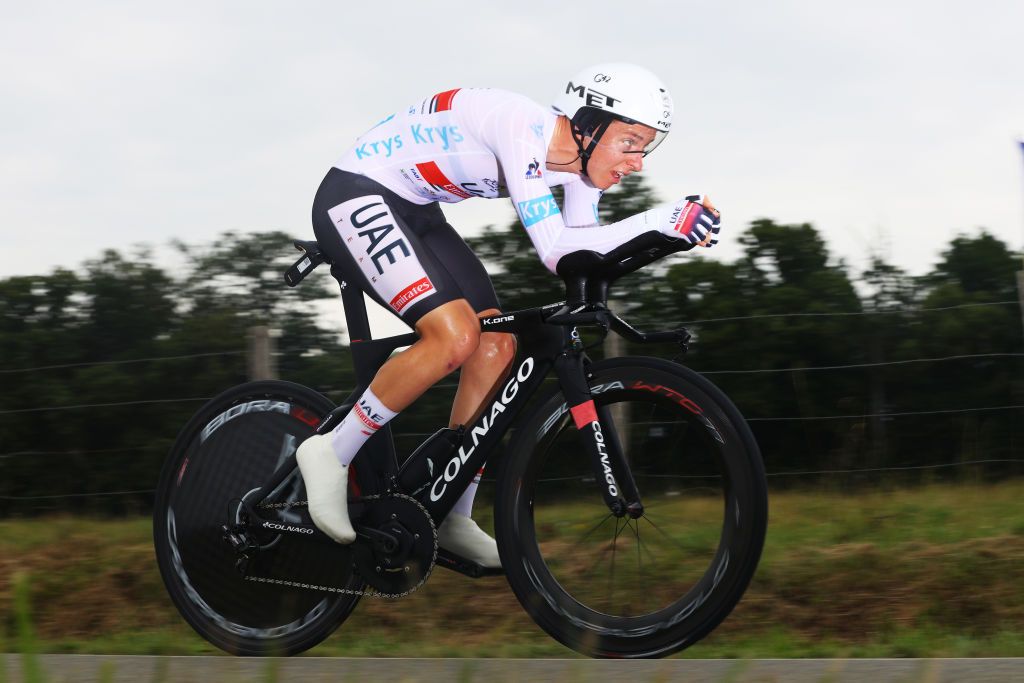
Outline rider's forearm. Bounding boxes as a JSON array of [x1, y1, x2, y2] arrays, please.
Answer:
[[529, 203, 678, 273], [529, 196, 721, 271]]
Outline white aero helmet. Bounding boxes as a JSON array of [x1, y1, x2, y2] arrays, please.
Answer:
[[552, 62, 673, 175]]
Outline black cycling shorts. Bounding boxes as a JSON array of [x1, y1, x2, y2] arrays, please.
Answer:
[[311, 168, 501, 326]]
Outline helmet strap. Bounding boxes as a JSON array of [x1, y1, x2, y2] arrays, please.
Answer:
[[570, 118, 611, 179]]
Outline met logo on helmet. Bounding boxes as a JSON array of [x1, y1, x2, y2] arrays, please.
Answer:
[[565, 82, 620, 109], [554, 64, 673, 140]]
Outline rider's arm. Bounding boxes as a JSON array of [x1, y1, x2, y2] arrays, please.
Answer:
[[496, 137, 666, 272], [479, 97, 720, 272], [513, 176, 722, 271], [560, 177, 602, 228], [525, 198, 720, 272]]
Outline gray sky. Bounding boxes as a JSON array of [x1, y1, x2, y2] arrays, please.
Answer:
[[3, 0, 1023, 287]]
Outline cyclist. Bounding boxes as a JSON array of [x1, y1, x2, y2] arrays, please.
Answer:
[[298, 63, 721, 568]]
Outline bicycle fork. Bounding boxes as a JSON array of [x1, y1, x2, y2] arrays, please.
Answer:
[[554, 351, 644, 519]]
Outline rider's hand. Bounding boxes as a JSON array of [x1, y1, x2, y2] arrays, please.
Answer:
[[659, 195, 721, 247]]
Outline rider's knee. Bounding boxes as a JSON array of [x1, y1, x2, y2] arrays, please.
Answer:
[[417, 303, 482, 371], [444, 325, 481, 370], [484, 332, 517, 368]]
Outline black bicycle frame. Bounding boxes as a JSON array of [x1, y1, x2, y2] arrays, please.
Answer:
[[412, 307, 564, 521], [256, 234, 693, 536], [253, 300, 634, 531]]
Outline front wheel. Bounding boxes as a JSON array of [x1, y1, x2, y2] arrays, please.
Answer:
[[495, 357, 767, 658]]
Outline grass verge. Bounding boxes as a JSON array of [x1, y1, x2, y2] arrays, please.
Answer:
[[2, 481, 1024, 658]]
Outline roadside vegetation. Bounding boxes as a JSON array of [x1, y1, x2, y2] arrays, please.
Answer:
[[3, 481, 1024, 659]]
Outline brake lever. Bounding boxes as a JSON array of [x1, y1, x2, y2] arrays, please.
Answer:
[[609, 314, 691, 352]]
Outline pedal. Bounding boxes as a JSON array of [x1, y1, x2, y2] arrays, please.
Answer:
[[436, 548, 504, 578]]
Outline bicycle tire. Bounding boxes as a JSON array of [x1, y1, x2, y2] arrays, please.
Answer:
[[494, 357, 767, 658], [153, 380, 365, 656]]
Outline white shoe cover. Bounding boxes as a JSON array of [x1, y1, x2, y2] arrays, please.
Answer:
[[437, 513, 501, 568], [296, 434, 356, 544]]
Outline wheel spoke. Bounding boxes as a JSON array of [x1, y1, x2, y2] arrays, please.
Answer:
[[630, 519, 644, 610], [628, 517, 667, 613], [641, 513, 694, 557], [633, 518, 642, 575], [632, 518, 660, 565], [567, 514, 619, 583], [569, 511, 616, 550], [607, 517, 623, 607]]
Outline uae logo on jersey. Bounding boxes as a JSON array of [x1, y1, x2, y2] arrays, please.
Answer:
[[525, 157, 543, 179]]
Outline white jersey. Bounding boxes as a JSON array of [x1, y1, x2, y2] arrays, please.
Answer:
[[334, 88, 674, 273]]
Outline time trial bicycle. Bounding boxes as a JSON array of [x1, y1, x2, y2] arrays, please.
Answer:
[[153, 232, 768, 659]]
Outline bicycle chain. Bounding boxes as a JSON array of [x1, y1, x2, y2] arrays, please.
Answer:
[[245, 494, 437, 600]]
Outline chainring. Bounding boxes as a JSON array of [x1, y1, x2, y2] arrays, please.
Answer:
[[351, 493, 437, 597]]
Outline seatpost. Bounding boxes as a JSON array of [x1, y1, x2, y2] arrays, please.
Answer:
[[337, 274, 372, 343]]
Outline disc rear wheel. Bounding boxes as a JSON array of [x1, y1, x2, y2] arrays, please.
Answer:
[[153, 381, 366, 656]]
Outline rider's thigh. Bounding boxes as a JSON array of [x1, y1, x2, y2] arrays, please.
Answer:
[[419, 219, 501, 316], [311, 169, 469, 327]]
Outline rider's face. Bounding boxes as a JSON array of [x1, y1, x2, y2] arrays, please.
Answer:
[[584, 121, 657, 190]]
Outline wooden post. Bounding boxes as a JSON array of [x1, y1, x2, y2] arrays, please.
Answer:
[[247, 326, 278, 380]]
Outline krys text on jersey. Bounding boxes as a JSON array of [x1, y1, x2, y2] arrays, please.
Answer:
[[355, 125, 465, 160]]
